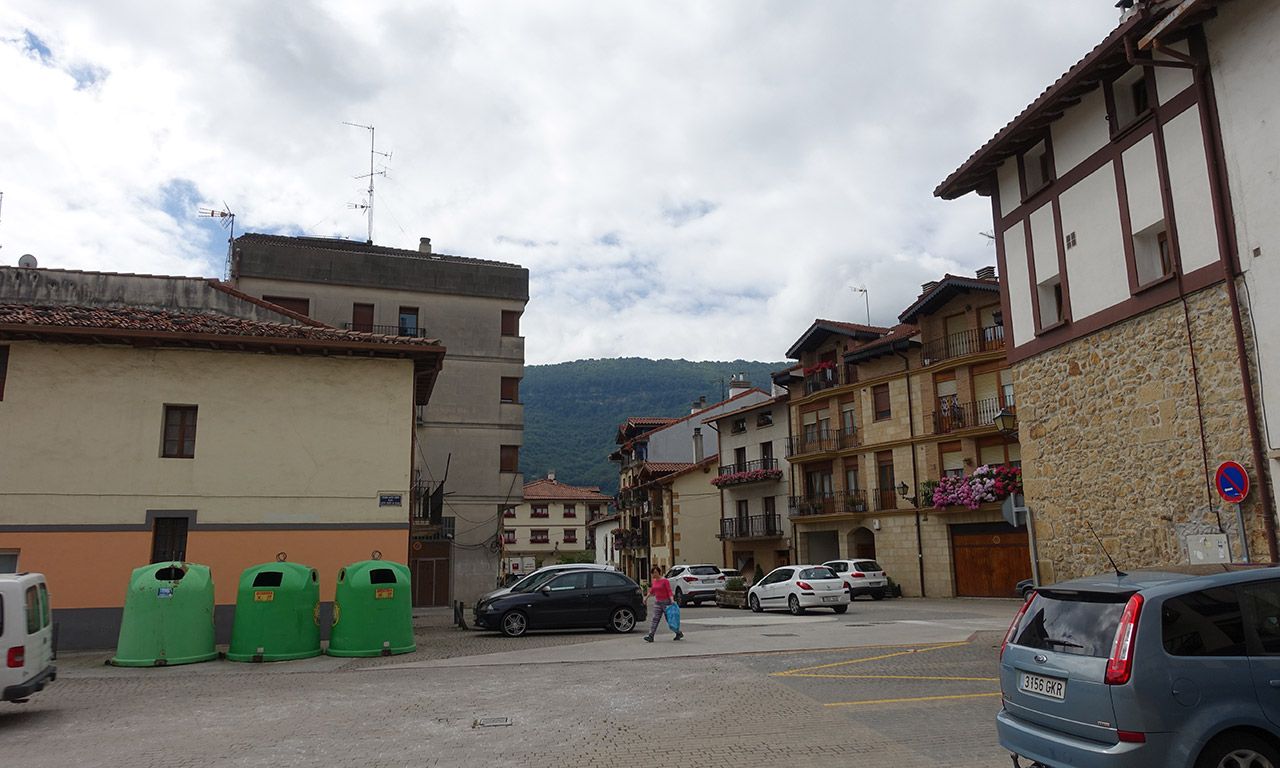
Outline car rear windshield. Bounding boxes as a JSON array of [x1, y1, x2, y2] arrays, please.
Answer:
[[854, 561, 883, 572], [1012, 590, 1130, 658], [800, 567, 838, 580], [689, 566, 720, 576]]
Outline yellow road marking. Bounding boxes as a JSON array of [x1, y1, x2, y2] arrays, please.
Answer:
[[825, 692, 1003, 707], [771, 642, 968, 676]]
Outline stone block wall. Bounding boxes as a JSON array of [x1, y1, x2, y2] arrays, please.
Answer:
[[1015, 283, 1273, 582]]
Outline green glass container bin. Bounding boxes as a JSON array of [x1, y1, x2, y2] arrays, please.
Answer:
[[325, 559, 415, 657], [226, 561, 322, 662], [110, 562, 218, 667]]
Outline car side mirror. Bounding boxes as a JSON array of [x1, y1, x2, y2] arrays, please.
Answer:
[[539, 585, 552, 594]]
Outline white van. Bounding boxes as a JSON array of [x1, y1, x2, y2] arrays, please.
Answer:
[[1, 572, 56, 703]]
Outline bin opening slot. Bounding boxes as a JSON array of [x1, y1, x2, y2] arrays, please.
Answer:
[[154, 567, 185, 581], [369, 568, 397, 585], [252, 572, 284, 588]]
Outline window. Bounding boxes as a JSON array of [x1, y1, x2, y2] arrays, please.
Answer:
[[351, 303, 374, 332], [0, 549, 17, 573], [1161, 586, 1246, 656], [151, 516, 189, 563], [530, 529, 550, 544], [841, 401, 857, 436], [1021, 139, 1053, 196], [547, 572, 587, 590], [500, 445, 519, 472], [500, 377, 520, 404], [591, 572, 629, 588], [731, 418, 747, 434], [563, 505, 576, 518], [398, 307, 419, 337], [162, 405, 198, 458], [979, 437, 1021, 469], [872, 384, 891, 421], [0, 345, 8, 400], [531, 505, 549, 518], [501, 310, 521, 337], [760, 442, 773, 463], [502, 508, 516, 518], [845, 466, 860, 492], [1242, 581, 1280, 654], [588, 504, 601, 519], [1109, 67, 1152, 132], [734, 447, 747, 467], [756, 410, 773, 428], [1134, 221, 1173, 286], [563, 528, 577, 543], [876, 451, 895, 508], [941, 441, 964, 478], [736, 500, 749, 519], [263, 296, 310, 316], [502, 529, 516, 544], [26, 586, 39, 634], [763, 496, 776, 516], [1037, 277, 1064, 327]]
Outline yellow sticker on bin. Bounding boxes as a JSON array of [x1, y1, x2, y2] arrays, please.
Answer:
[[254, 591, 275, 602], [375, 588, 394, 599]]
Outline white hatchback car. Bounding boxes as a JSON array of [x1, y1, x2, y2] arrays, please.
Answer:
[[823, 559, 889, 600], [749, 565, 851, 615], [665, 564, 725, 606], [1, 572, 56, 704]]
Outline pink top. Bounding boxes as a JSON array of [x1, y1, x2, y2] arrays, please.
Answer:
[[649, 577, 673, 602]]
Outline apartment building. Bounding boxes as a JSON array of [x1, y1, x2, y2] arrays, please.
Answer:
[[0, 267, 444, 649], [705, 394, 792, 581], [231, 234, 528, 606], [502, 474, 610, 578], [777, 280, 1028, 598], [936, 0, 1276, 582]]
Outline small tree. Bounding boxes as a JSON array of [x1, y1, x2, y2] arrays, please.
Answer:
[[753, 563, 765, 584]]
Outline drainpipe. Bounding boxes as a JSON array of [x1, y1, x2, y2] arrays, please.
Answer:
[[898, 349, 926, 597]]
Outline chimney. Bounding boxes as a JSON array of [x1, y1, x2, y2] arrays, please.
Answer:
[[692, 428, 704, 463], [691, 396, 707, 414], [921, 280, 938, 294], [728, 373, 751, 395], [419, 237, 432, 254], [547, 469, 555, 482], [976, 265, 997, 281]]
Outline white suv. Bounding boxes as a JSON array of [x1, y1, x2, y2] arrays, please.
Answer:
[[1, 572, 56, 704], [665, 564, 725, 606], [823, 559, 889, 600]]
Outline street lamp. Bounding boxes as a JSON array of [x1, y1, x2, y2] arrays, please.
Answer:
[[994, 408, 1018, 439], [897, 482, 917, 507]]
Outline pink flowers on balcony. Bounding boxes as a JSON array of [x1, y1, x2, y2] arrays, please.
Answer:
[[803, 360, 836, 377], [711, 468, 784, 487], [931, 465, 1023, 509]]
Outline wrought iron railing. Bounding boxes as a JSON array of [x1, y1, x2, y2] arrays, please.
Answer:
[[801, 363, 857, 395], [927, 397, 1011, 435], [921, 325, 1004, 365], [786, 426, 859, 458], [872, 487, 900, 511], [717, 458, 780, 476], [789, 491, 837, 517], [718, 514, 785, 539]]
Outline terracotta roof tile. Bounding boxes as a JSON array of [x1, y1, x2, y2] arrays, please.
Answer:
[[522, 478, 614, 502]]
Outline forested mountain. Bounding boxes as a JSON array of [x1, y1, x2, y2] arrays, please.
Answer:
[[520, 358, 788, 497]]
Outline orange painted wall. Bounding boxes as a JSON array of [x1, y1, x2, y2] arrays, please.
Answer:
[[6, 529, 409, 608]]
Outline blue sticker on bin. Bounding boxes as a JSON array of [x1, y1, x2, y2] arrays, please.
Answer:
[[158, 587, 174, 598]]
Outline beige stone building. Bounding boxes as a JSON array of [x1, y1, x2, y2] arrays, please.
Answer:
[[652, 457, 722, 572], [502, 474, 610, 578], [936, 0, 1276, 581], [230, 234, 528, 605], [0, 267, 443, 649]]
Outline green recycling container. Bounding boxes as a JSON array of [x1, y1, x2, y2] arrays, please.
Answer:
[[226, 561, 322, 662], [110, 562, 218, 667], [325, 559, 415, 657]]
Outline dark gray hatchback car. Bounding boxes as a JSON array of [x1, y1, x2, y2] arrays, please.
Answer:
[[999, 565, 1280, 768]]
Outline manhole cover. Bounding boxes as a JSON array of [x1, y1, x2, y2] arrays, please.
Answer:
[[476, 717, 512, 727], [762, 633, 796, 637]]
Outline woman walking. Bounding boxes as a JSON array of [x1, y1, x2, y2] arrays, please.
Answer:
[[643, 565, 683, 642]]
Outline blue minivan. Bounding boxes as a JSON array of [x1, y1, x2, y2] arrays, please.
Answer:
[[999, 565, 1280, 768]]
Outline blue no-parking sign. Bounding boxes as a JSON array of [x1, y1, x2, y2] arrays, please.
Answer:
[[1215, 461, 1250, 504]]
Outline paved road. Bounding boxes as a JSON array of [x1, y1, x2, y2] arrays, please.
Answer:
[[0, 598, 1022, 767]]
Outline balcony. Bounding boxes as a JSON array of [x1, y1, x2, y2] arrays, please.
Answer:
[[718, 458, 779, 476], [614, 529, 649, 550], [801, 363, 856, 395], [343, 322, 433, 338], [411, 516, 455, 540], [921, 325, 1004, 366], [718, 513, 786, 540], [928, 398, 1011, 435], [786, 426, 859, 458], [872, 487, 900, 511], [789, 490, 870, 517]]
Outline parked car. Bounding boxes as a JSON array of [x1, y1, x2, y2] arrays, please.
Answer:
[[1, 572, 56, 704], [473, 569, 645, 638], [748, 565, 851, 615], [998, 564, 1280, 768], [1015, 577, 1035, 600], [665, 564, 725, 606], [720, 568, 743, 582], [823, 559, 889, 600], [479, 562, 616, 604]]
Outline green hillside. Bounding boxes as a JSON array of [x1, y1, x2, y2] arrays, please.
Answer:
[[520, 358, 788, 497]]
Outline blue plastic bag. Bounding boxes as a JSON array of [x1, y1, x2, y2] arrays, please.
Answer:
[[665, 602, 680, 631]]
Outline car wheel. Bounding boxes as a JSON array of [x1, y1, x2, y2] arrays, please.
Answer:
[[500, 610, 528, 638], [1196, 732, 1280, 768], [871, 591, 885, 601], [833, 604, 848, 615], [749, 594, 762, 613], [788, 594, 805, 615], [608, 607, 637, 633], [674, 589, 686, 607]]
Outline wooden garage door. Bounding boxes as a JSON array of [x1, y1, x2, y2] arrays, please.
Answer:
[[951, 522, 1032, 598], [411, 541, 451, 607]]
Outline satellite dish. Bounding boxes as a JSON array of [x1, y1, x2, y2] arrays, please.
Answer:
[[18, 254, 37, 268]]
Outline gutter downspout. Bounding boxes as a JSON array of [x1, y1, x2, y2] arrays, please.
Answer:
[[898, 350, 926, 597]]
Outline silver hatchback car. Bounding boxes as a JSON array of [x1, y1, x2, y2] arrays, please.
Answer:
[[999, 564, 1280, 768]]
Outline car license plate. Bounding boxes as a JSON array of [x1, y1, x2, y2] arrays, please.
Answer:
[[702, 579, 717, 584], [822, 595, 840, 603], [1019, 672, 1065, 699]]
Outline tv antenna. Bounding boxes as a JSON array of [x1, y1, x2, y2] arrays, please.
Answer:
[[848, 284, 870, 325], [198, 203, 236, 280], [343, 121, 392, 244]]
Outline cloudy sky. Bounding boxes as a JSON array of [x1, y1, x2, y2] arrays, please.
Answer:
[[2, 1, 1121, 365]]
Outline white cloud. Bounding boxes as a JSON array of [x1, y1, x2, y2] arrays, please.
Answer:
[[2, 1, 1121, 363]]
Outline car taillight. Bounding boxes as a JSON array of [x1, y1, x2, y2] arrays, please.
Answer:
[[7, 646, 24, 667], [850, 572, 865, 578], [796, 581, 812, 591], [842, 581, 851, 590], [1105, 594, 1144, 685], [718, 574, 725, 581], [682, 576, 698, 583], [1000, 598, 1031, 661]]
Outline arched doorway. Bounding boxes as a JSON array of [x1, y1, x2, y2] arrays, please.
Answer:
[[850, 527, 877, 560]]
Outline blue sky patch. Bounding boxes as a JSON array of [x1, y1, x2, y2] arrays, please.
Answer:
[[597, 232, 621, 247], [69, 64, 107, 90], [21, 30, 53, 64], [662, 199, 717, 227]]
